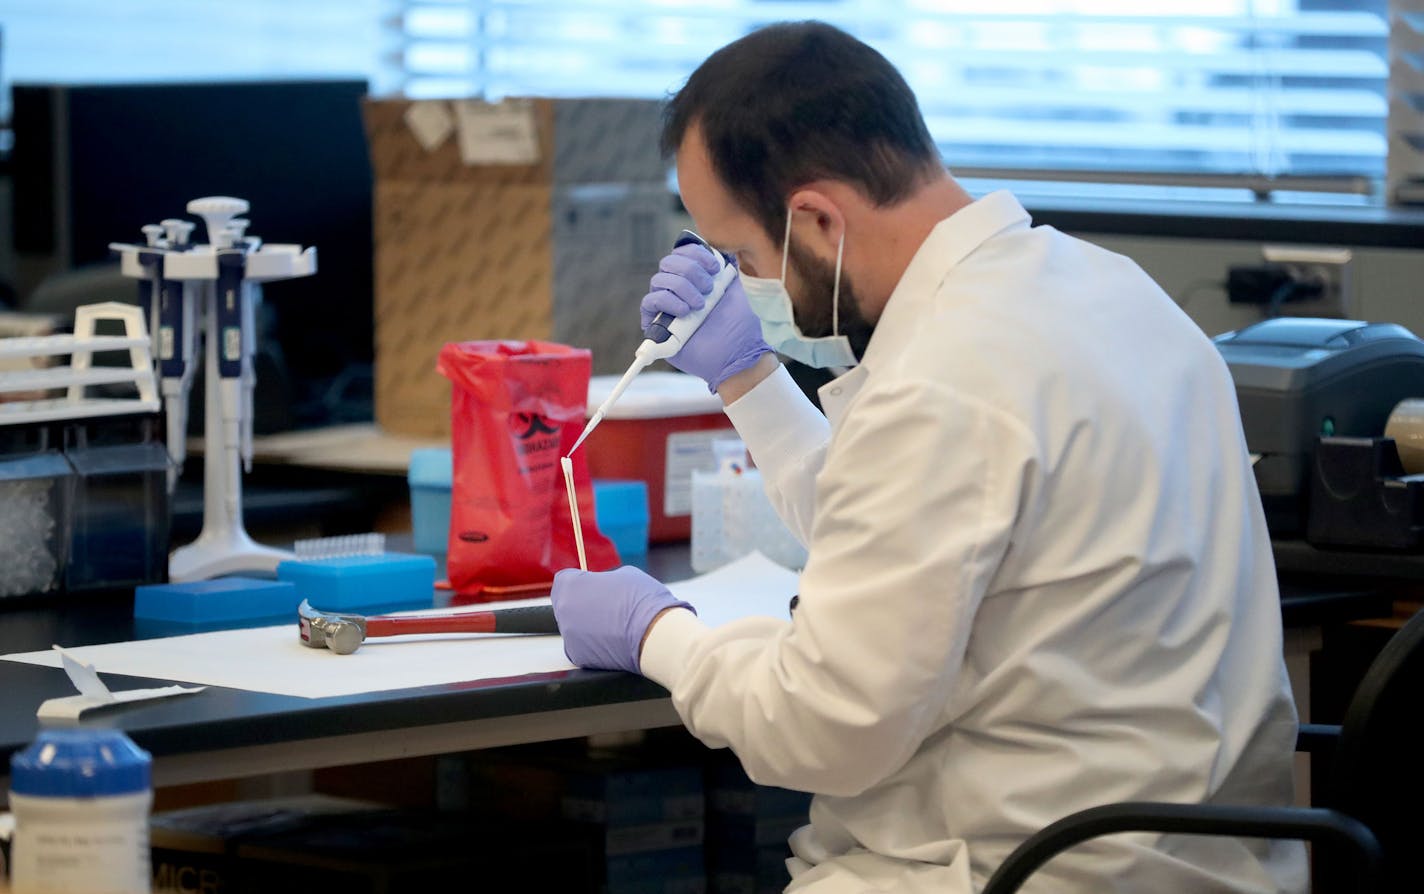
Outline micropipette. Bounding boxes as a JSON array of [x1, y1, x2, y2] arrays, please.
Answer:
[[567, 230, 738, 456]]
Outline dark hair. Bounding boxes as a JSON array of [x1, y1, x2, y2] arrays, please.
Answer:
[[662, 21, 940, 241]]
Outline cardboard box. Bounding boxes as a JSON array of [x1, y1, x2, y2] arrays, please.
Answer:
[[233, 811, 592, 892], [364, 98, 671, 438], [151, 797, 597, 893], [704, 755, 810, 894], [563, 759, 704, 827], [150, 795, 382, 894], [453, 744, 704, 827], [445, 744, 708, 891], [708, 845, 795, 894], [707, 758, 813, 820]]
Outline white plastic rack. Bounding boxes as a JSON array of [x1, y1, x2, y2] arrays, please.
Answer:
[[0, 303, 160, 425]]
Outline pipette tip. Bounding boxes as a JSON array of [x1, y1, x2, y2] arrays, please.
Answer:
[[567, 411, 602, 458]]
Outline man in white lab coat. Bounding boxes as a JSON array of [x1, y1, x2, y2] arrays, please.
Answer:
[[551, 20, 1307, 894]]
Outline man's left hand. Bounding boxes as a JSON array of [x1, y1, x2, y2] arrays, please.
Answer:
[[551, 566, 695, 674]]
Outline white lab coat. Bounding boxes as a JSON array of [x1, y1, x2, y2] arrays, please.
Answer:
[[640, 191, 1307, 893]]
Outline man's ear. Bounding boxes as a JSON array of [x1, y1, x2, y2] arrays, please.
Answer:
[[786, 188, 845, 260]]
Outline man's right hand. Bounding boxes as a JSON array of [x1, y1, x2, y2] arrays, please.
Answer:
[[641, 244, 773, 392]]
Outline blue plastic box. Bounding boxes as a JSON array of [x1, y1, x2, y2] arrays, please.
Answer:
[[134, 578, 298, 624], [592, 479, 650, 559], [406, 448, 649, 561], [408, 448, 452, 556], [276, 553, 437, 613]]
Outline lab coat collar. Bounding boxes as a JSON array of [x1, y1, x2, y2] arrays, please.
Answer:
[[859, 190, 1032, 375], [816, 365, 867, 426], [817, 191, 1031, 427]]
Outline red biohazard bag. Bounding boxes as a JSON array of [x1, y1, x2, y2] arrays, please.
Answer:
[[436, 340, 619, 601]]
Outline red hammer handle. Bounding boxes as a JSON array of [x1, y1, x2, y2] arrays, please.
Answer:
[[363, 605, 559, 639]]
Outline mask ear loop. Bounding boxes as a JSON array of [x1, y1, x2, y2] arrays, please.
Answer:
[[832, 229, 845, 337], [778, 211, 792, 284]]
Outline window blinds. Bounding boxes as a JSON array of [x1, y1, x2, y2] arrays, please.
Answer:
[[395, 0, 1389, 195]]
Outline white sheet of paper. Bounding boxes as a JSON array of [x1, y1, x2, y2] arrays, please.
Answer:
[[2, 554, 798, 700], [403, 100, 455, 152], [58, 645, 109, 698], [453, 98, 540, 165], [38, 645, 205, 720]]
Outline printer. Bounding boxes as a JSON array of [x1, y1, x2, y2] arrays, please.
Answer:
[[1214, 318, 1424, 537]]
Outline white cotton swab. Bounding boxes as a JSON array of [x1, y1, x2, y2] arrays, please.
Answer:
[[561, 455, 588, 571]]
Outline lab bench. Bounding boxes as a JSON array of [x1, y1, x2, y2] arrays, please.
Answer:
[[0, 541, 1398, 798], [0, 612, 676, 796], [0, 546, 693, 797]]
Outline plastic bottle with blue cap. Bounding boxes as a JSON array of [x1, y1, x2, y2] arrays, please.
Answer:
[[7, 728, 152, 893]]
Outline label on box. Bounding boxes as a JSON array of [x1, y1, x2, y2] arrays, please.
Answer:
[[152, 856, 230, 894], [605, 820, 704, 856], [404, 100, 456, 152], [711, 786, 813, 818], [564, 792, 704, 825], [665, 429, 738, 517], [453, 98, 541, 165]]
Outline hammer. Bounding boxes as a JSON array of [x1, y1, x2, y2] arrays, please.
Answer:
[[298, 599, 559, 655]]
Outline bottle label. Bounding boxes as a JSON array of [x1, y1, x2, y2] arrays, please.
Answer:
[[11, 821, 150, 893], [665, 428, 738, 517]]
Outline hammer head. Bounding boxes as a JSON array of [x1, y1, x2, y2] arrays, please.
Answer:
[[297, 599, 368, 655]]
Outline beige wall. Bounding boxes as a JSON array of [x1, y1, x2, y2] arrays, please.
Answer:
[[1079, 232, 1424, 339]]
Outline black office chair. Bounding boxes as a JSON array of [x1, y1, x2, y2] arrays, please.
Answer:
[[981, 608, 1424, 894]]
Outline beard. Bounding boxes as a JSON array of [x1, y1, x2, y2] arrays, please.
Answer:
[[785, 237, 875, 362]]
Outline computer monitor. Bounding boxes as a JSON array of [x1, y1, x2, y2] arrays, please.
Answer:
[[10, 79, 374, 429]]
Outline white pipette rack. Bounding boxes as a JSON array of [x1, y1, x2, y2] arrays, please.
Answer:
[[110, 196, 318, 582]]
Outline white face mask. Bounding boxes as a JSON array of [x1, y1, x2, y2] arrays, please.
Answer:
[[739, 211, 859, 369]]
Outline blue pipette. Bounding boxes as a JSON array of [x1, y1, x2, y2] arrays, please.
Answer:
[[568, 230, 738, 456]]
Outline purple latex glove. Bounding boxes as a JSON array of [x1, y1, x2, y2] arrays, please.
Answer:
[[551, 566, 695, 674], [641, 244, 773, 391]]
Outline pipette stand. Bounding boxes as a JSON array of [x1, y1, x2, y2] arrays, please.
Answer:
[[112, 196, 317, 582]]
